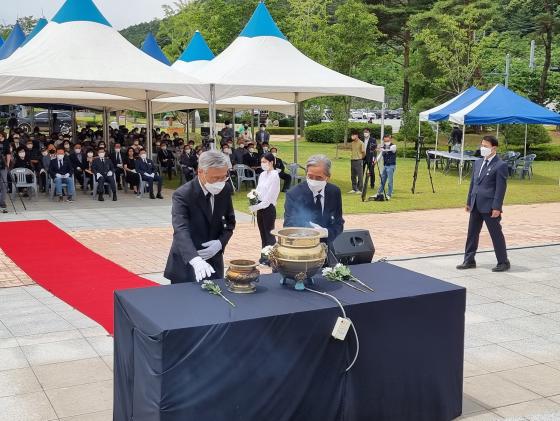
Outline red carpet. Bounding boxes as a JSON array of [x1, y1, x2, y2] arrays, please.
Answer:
[[0, 220, 157, 334]]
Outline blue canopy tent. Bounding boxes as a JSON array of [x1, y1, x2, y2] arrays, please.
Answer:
[[418, 87, 486, 151], [140, 32, 171, 66], [0, 36, 3, 49], [0, 23, 26, 60], [175, 30, 215, 65], [449, 84, 560, 181], [22, 18, 48, 47]]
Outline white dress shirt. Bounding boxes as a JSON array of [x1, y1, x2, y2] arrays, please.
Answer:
[[254, 169, 280, 210]]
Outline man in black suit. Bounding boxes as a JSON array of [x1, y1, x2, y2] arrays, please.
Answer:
[[284, 154, 344, 247], [164, 150, 236, 284], [91, 147, 117, 202], [158, 142, 175, 180], [48, 146, 75, 202], [270, 146, 292, 192], [243, 142, 262, 174], [255, 123, 270, 145], [457, 135, 510, 272], [135, 149, 163, 199], [69, 143, 85, 189], [109, 143, 126, 190], [362, 128, 378, 190]]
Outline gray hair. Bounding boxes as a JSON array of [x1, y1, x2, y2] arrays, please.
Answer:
[[198, 150, 230, 171], [306, 154, 331, 177]]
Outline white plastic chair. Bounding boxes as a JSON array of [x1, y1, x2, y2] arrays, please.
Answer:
[[10, 168, 38, 200], [233, 164, 257, 190], [287, 163, 306, 186]]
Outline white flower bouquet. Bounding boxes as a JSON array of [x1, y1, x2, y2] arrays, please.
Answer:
[[322, 263, 374, 293]]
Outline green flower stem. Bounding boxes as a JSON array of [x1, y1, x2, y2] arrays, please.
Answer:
[[219, 292, 236, 307]]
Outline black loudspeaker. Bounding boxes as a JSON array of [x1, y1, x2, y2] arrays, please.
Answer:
[[331, 229, 375, 265]]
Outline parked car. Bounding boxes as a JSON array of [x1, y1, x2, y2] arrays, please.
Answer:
[[18, 110, 73, 134]]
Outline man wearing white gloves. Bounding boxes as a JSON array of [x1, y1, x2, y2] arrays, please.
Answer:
[[164, 151, 236, 284], [284, 155, 344, 260]]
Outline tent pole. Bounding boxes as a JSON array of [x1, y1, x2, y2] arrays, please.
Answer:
[[380, 100, 386, 140], [71, 107, 77, 143], [232, 108, 236, 140], [251, 108, 255, 141], [496, 124, 499, 140], [30, 107, 35, 133], [435, 122, 439, 152], [103, 107, 109, 149], [294, 93, 299, 164], [145, 99, 153, 158], [209, 84, 217, 148], [186, 110, 190, 142], [417, 118, 421, 138], [48, 108, 52, 137], [459, 124, 466, 184], [524, 124, 528, 157]]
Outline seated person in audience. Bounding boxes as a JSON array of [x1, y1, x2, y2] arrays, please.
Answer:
[[13, 147, 34, 197], [179, 144, 197, 183], [157, 142, 175, 180], [232, 139, 247, 165], [123, 147, 140, 195], [26, 139, 41, 174], [135, 149, 163, 199], [62, 138, 72, 156], [221, 143, 233, 170], [243, 142, 263, 175], [91, 147, 117, 202], [39, 147, 52, 192], [48, 146, 75, 202], [270, 146, 292, 192], [261, 141, 271, 154], [69, 143, 86, 190], [84, 149, 95, 191], [110, 143, 126, 190]]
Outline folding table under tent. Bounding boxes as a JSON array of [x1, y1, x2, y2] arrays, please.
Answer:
[[448, 84, 560, 182], [0, 0, 209, 155], [0, 23, 25, 60], [194, 1, 385, 162], [419, 87, 486, 151]]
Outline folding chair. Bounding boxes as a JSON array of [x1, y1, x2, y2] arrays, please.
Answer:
[[233, 164, 257, 190], [287, 163, 306, 186], [9, 168, 38, 200]]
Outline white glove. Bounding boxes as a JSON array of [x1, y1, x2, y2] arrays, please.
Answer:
[[197, 240, 222, 260], [107, 171, 113, 177], [96, 173, 102, 180], [131, 169, 137, 173], [310, 222, 329, 238], [117, 164, 123, 168], [76, 167, 82, 171], [64, 173, 70, 178], [40, 169, 46, 175], [55, 173, 62, 179], [150, 173, 155, 178], [189, 256, 215, 282]]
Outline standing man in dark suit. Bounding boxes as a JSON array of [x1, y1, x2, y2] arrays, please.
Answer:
[[92, 147, 117, 202], [109, 143, 126, 190], [270, 146, 292, 192], [136, 149, 163, 199], [284, 154, 344, 247], [457, 135, 510, 272], [164, 150, 236, 284], [256, 124, 270, 145], [362, 128, 377, 190]]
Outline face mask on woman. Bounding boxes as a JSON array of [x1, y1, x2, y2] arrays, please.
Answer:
[[87, 152, 94, 158], [18, 152, 26, 159], [261, 162, 271, 172]]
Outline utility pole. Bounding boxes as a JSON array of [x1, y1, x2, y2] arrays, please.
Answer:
[[529, 40, 535, 71]]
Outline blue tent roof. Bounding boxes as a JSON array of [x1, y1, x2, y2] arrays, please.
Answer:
[[0, 23, 26, 60], [177, 31, 215, 63], [52, 0, 111, 27], [239, 1, 286, 40], [454, 85, 560, 125], [0, 37, 4, 49], [141, 32, 171, 65], [22, 18, 48, 47], [428, 87, 486, 121]]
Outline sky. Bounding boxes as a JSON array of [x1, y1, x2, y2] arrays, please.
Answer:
[[0, 0, 170, 30]]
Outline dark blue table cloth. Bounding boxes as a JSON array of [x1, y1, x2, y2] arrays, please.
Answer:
[[113, 262, 465, 421]]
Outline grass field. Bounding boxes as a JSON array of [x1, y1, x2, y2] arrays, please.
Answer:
[[165, 139, 560, 216]]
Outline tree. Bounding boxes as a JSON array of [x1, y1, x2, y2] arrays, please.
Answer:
[[120, 19, 163, 48]]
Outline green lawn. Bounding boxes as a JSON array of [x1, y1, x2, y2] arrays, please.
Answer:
[[165, 140, 560, 216]]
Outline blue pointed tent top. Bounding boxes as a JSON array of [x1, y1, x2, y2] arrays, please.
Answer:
[[177, 31, 215, 63], [239, 1, 286, 40], [0, 37, 3, 49], [141, 32, 171, 66], [0, 23, 26, 60], [21, 18, 48, 47], [461, 85, 560, 125], [52, 0, 111, 27], [429, 87, 485, 121]]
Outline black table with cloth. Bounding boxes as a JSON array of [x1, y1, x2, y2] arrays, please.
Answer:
[[113, 262, 465, 421]]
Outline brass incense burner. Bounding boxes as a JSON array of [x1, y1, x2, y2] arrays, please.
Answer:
[[269, 228, 328, 291], [225, 260, 260, 293]]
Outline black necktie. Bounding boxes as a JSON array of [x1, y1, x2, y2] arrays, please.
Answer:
[[206, 192, 212, 215], [58, 160, 62, 169], [480, 160, 488, 177], [314, 193, 323, 218]]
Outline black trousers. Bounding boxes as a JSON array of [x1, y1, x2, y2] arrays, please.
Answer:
[[257, 204, 276, 248], [363, 160, 376, 188], [97, 175, 117, 195], [464, 205, 508, 264], [278, 172, 292, 192]]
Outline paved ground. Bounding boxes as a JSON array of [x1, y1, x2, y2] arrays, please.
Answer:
[[0, 196, 560, 420]]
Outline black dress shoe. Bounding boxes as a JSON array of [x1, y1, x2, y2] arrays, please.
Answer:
[[156, 193, 163, 199], [98, 194, 104, 202], [456, 261, 476, 270], [492, 261, 511, 272], [112, 194, 117, 201], [149, 193, 156, 199]]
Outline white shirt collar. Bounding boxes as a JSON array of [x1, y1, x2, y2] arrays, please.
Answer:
[[198, 179, 209, 196], [484, 154, 496, 164]]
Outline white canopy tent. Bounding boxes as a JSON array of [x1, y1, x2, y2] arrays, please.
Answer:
[[0, 0, 208, 154], [194, 2, 385, 161]]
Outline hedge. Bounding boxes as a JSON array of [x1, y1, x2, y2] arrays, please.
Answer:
[[267, 127, 296, 135], [305, 122, 392, 143]]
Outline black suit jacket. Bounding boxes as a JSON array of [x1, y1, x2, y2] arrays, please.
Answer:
[[164, 177, 236, 283], [69, 153, 85, 171], [284, 181, 344, 244], [135, 158, 158, 177], [48, 157, 74, 179], [91, 157, 115, 176], [467, 156, 508, 213], [109, 151, 125, 167]]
